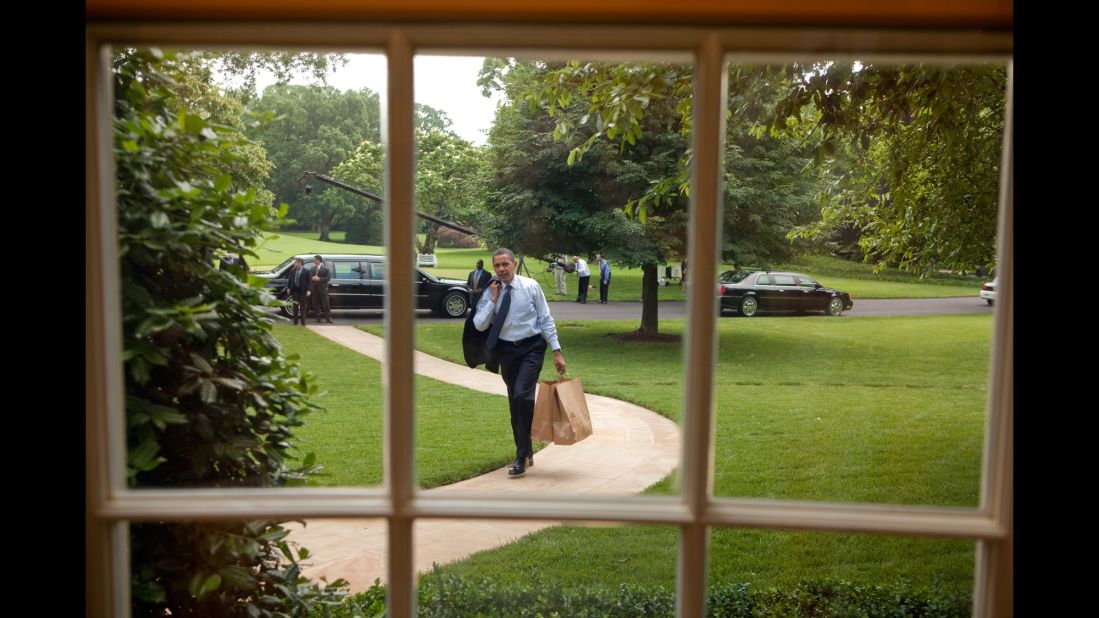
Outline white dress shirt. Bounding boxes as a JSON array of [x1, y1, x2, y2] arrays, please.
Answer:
[[473, 275, 561, 351], [575, 259, 590, 277]]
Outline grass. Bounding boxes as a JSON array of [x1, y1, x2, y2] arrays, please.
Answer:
[[363, 314, 992, 594], [272, 324, 537, 488], [255, 232, 981, 301]]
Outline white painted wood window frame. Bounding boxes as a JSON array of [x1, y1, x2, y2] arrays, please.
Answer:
[[85, 23, 1013, 618]]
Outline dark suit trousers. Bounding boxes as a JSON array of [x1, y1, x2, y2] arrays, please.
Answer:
[[599, 278, 610, 303], [577, 276, 590, 302], [292, 291, 308, 324], [311, 287, 331, 320], [495, 335, 547, 460]]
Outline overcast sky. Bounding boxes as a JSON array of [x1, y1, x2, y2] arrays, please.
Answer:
[[250, 54, 503, 146]]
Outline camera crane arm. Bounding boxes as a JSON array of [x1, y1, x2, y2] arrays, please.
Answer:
[[301, 171, 481, 237]]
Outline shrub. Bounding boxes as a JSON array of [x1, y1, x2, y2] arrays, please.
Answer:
[[436, 225, 482, 248], [328, 570, 970, 617], [116, 48, 347, 616]]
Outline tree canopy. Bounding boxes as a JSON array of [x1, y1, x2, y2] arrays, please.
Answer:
[[520, 59, 1007, 276]]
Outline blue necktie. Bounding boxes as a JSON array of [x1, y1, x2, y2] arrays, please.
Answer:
[[485, 284, 512, 349]]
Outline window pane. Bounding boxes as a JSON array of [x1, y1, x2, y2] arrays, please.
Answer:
[[408, 53, 693, 496], [707, 528, 976, 614], [713, 59, 1006, 507], [416, 519, 677, 613], [116, 47, 388, 490], [131, 519, 386, 615]]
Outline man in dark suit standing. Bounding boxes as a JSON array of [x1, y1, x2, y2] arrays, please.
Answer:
[[472, 248, 567, 478], [462, 259, 494, 369], [307, 254, 333, 324], [467, 259, 492, 308], [287, 257, 309, 325]]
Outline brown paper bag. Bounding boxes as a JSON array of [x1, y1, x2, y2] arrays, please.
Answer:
[[531, 379, 557, 442], [532, 375, 593, 445], [551, 377, 593, 444]]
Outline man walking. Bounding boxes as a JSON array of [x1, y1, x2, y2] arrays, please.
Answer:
[[573, 255, 590, 304], [307, 254, 333, 324], [473, 248, 567, 478], [597, 253, 612, 304], [287, 257, 309, 325]]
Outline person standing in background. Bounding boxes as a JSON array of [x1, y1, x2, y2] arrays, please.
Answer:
[[287, 257, 309, 325], [573, 255, 590, 304], [307, 254, 333, 324], [467, 259, 492, 308], [552, 253, 568, 295], [597, 254, 612, 304]]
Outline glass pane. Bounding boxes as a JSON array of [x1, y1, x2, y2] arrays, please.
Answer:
[[417, 519, 677, 614], [707, 529, 976, 614], [408, 53, 694, 496], [115, 47, 388, 489], [131, 519, 386, 615], [713, 59, 1007, 507]]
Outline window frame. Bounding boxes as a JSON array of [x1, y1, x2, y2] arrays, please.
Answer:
[[85, 23, 1013, 618]]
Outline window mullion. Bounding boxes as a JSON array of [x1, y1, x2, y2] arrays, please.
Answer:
[[677, 33, 727, 618], [385, 29, 417, 618], [974, 59, 1013, 618]]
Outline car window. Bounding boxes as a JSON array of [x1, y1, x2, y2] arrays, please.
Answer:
[[268, 257, 296, 276], [332, 262, 361, 280], [797, 275, 818, 288], [367, 262, 385, 281], [719, 270, 751, 284], [772, 274, 797, 286], [755, 273, 771, 285]]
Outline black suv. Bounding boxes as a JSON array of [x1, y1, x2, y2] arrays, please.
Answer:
[[256, 254, 470, 318]]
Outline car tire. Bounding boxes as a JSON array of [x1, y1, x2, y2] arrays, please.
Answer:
[[279, 296, 297, 319], [441, 291, 469, 318], [986, 299, 994, 306], [739, 296, 759, 317], [826, 296, 844, 316]]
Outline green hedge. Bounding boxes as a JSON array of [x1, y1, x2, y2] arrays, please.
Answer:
[[323, 571, 970, 617]]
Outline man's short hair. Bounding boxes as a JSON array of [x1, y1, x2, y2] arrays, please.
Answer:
[[492, 248, 516, 262], [476, 259, 484, 267], [314, 255, 323, 261], [293, 257, 304, 264]]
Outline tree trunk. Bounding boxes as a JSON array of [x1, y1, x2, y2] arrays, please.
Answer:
[[421, 226, 439, 255], [318, 211, 332, 242], [638, 263, 659, 335]]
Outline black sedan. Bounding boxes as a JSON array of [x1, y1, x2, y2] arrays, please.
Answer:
[[718, 270, 853, 317], [255, 253, 471, 318]]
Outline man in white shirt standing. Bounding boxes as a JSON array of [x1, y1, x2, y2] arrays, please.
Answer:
[[573, 255, 591, 304], [474, 248, 567, 478]]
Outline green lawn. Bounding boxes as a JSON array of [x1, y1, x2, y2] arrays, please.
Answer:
[[272, 324, 539, 488], [365, 315, 992, 594], [254, 232, 980, 301]]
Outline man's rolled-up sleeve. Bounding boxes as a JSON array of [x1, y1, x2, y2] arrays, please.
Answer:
[[533, 285, 561, 351], [473, 293, 495, 331]]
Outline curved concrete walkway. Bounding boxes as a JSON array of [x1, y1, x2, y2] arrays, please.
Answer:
[[285, 325, 681, 592]]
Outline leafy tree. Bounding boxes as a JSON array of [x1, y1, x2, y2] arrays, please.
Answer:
[[527, 59, 1006, 276], [115, 48, 347, 616], [327, 126, 487, 253], [329, 139, 385, 245], [481, 59, 823, 334], [247, 84, 382, 240], [774, 63, 1007, 275], [414, 128, 487, 254], [479, 60, 687, 335]]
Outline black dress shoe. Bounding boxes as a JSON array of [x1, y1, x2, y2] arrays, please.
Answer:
[[526, 455, 534, 468], [508, 457, 527, 478]]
